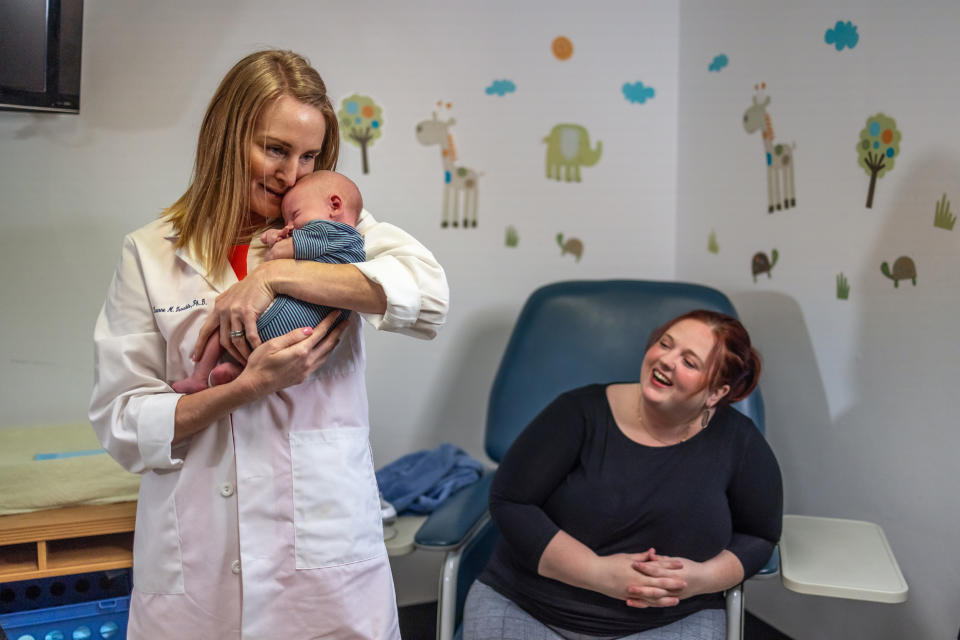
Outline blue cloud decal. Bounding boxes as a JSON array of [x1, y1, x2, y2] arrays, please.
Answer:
[[485, 79, 516, 96], [622, 81, 655, 104], [708, 54, 729, 72], [825, 20, 859, 51]]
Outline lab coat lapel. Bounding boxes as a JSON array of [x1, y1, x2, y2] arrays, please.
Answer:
[[169, 234, 238, 294]]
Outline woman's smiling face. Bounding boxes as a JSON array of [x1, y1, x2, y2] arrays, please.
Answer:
[[640, 318, 722, 417], [248, 95, 327, 221]]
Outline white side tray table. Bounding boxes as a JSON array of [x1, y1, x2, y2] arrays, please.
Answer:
[[779, 515, 908, 603], [384, 515, 428, 557]]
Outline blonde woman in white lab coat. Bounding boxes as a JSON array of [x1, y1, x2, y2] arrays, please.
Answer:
[[89, 50, 448, 639]]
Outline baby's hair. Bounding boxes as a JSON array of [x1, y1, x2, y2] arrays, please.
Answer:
[[300, 170, 363, 226]]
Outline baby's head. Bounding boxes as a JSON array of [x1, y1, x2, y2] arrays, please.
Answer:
[[281, 170, 363, 229]]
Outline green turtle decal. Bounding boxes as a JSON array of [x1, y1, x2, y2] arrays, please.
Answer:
[[751, 249, 779, 282], [880, 256, 916, 287], [557, 233, 584, 262]]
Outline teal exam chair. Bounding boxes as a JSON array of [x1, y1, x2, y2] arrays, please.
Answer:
[[414, 280, 779, 640]]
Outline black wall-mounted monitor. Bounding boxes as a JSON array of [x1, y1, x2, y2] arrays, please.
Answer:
[[0, 0, 84, 114]]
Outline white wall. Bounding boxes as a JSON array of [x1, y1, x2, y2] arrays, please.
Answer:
[[0, 0, 679, 455], [0, 0, 678, 604], [677, 2, 960, 638]]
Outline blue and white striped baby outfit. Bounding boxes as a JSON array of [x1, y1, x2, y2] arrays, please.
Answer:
[[256, 220, 365, 341]]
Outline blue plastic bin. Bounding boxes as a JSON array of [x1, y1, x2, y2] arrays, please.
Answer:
[[0, 596, 129, 640], [0, 571, 131, 615]]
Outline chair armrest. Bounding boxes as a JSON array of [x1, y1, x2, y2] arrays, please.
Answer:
[[414, 472, 493, 550], [754, 546, 780, 577]]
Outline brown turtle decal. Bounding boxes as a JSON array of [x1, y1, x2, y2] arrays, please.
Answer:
[[557, 233, 583, 262], [880, 256, 916, 287], [751, 249, 779, 282]]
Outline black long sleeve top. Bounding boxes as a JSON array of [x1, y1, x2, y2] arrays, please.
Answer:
[[479, 384, 783, 635]]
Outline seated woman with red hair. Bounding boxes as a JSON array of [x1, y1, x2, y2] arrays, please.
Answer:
[[464, 310, 782, 640]]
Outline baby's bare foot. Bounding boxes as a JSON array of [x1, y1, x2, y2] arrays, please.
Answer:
[[171, 377, 209, 394], [210, 361, 243, 387]]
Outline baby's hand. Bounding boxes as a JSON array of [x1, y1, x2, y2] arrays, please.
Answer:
[[261, 225, 295, 247], [265, 237, 295, 261], [261, 228, 284, 247]]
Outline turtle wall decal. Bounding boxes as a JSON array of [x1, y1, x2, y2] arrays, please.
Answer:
[[751, 249, 779, 282], [880, 256, 917, 288], [557, 233, 584, 262]]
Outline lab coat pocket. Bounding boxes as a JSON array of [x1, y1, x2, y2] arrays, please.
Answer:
[[289, 427, 384, 569]]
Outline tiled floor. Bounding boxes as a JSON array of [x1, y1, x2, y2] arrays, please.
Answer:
[[398, 602, 793, 639]]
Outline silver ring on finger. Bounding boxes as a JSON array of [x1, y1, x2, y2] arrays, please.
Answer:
[[229, 329, 246, 338]]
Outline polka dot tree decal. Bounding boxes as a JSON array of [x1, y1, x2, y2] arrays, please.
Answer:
[[338, 94, 383, 174], [857, 113, 901, 208]]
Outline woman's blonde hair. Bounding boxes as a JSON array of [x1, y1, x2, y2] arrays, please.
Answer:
[[165, 50, 340, 278]]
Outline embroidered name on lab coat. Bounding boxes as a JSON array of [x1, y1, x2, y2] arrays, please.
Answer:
[[153, 298, 207, 314]]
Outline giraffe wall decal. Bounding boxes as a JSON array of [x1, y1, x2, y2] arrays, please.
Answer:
[[743, 83, 797, 213], [415, 112, 480, 228]]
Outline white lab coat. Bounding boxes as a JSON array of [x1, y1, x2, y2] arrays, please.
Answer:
[[89, 211, 448, 639]]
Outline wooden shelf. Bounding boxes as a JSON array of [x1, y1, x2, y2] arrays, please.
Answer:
[[0, 502, 136, 582], [0, 543, 38, 578]]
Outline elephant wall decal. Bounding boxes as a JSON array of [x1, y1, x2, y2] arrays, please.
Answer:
[[543, 124, 602, 182]]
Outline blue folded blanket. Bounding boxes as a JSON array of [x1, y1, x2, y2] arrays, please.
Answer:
[[376, 443, 484, 514]]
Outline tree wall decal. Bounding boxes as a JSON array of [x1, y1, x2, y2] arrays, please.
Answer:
[[339, 94, 383, 174], [857, 113, 901, 208]]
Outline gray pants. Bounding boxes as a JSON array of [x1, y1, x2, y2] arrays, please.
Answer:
[[462, 581, 725, 640]]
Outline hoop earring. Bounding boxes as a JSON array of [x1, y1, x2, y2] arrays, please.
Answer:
[[701, 409, 711, 428]]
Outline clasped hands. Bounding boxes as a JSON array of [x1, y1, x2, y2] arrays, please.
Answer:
[[596, 549, 704, 609]]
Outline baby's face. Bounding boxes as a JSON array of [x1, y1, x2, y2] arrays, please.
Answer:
[[281, 182, 332, 229]]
